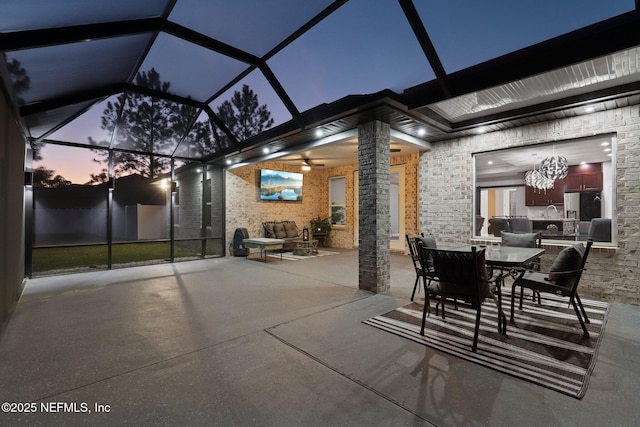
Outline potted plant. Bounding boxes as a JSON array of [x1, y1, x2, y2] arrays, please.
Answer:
[[310, 216, 331, 235]]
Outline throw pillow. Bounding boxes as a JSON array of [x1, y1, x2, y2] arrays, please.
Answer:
[[501, 231, 539, 248], [284, 221, 299, 238], [419, 234, 437, 249], [274, 223, 287, 239], [264, 222, 275, 238], [549, 243, 585, 287]]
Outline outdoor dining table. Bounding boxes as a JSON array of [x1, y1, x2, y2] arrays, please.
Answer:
[[453, 244, 545, 285], [450, 244, 546, 333]]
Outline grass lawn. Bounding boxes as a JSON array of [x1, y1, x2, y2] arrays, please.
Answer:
[[32, 242, 202, 274]]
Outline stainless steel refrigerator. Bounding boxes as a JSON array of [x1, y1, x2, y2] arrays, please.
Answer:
[[564, 192, 602, 221]]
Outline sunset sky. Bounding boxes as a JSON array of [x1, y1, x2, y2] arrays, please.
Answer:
[[29, 0, 634, 184]]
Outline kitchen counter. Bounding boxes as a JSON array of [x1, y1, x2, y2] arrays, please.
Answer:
[[530, 219, 564, 232]]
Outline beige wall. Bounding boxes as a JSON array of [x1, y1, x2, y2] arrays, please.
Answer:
[[225, 153, 420, 251], [418, 105, 640, 304]]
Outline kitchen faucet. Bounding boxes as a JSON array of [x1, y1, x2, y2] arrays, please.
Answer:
[[546, 204, 558, 218]]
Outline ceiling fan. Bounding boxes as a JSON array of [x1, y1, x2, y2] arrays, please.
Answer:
[[301, 158, 324, 171]]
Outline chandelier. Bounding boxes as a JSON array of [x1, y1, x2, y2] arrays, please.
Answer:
[[540, 154, 568, 181], [525, 154, 555, 191], [525, 169, 554, 190]]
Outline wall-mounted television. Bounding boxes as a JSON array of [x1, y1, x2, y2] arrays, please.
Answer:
[[259, 169, 303, 201]]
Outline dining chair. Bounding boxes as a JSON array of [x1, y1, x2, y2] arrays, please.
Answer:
[[405, 234, 426, 301], [588, 218, 612, 242], [501, 231, 543, 302], [488, 217, 510, 237], [418, 244, 506, 353], [501, 231, 542, 270], [508, 217, 533, 233], [510, 239, 593, 337]]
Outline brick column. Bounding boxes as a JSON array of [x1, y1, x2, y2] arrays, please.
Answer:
[[358, 121, 390, 293]]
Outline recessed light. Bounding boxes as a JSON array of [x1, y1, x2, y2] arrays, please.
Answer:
[[580, 161, 587, 165], [225, 159, 232, 165], [487, 161, 493, 165], [585, 106, 595, 113], [604, 148, 611, 152], [477, 127, 486, 134], [601, 141, 610, 146], [315, 129, 323, 137], [417, 128, 426, 137], [262, 147, 269, 154]]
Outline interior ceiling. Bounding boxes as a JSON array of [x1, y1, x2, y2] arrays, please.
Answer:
[[475, 134, 615, 180], [1, 1, 639, 170]]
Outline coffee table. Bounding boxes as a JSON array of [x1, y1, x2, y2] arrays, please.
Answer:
[[242, 238, 285, 263], [292, 239, 318, 256]]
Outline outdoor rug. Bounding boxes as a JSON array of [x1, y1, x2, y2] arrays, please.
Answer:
[[267, 250, 339, 261], [363, 288, 609, 399]]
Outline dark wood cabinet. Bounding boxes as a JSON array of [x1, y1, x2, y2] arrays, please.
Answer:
[[564, 164, 602, 192], [525, 163, 602, 205], [525, 178, 565, 206]]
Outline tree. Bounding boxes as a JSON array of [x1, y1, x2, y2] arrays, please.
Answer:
[[88, 72, 274, 180], [89, 68, 198, 180], [186, 84, 274, 157], [33, 166, 71, 188], [216, 84, 274, 141], [4, 54, 45, 161]]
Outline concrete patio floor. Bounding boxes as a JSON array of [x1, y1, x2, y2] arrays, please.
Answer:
[[1, 249, 639, 426]]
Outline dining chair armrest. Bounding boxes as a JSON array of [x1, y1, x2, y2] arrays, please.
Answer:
[[543, 268, 586, 281]]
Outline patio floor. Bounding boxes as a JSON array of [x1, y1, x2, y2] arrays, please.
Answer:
[[1, 249, 638, 426]]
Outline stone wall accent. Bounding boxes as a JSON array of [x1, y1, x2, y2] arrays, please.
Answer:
[[358, 121, 390, 293], [175, 167, 202, 239], [418, 105, 640, 304]]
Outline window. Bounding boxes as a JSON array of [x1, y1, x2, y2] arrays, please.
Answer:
[[329, 176, 346, 225], [474, 135, 616, 245]]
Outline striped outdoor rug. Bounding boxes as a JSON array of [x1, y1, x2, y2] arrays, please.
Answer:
[[363, 289, 609, 399]]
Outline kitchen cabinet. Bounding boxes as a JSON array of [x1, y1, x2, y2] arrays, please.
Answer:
[[525, 178, 565, 206], [564, 164, 602, 192], [526, 163, 602, 205]]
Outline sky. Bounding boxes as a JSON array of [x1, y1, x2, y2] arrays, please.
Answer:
[[16, 0, 635, 184]]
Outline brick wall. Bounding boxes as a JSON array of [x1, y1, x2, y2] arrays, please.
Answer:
[[418, 105, 640, 304], [225, 152, 420, 251], [225, 162, 326, 248]]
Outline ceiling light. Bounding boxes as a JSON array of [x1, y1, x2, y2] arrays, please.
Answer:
[[225, 159, 232, 165], [301, 161, 311, 172], [315, 129, 323, 137], [477, 127, 486, 134], [262, 147, 269, 154], [417, 128, 426, 137], [604, 148, 611, 152], [585, 105, 595, 113], [601, 141, 610, 146], [487, 161, 493, 165]]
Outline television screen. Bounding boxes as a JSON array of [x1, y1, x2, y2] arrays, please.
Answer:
[[260, 169, 303, 201]]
